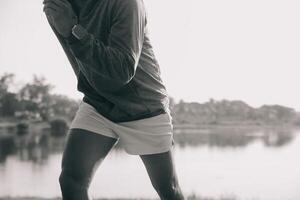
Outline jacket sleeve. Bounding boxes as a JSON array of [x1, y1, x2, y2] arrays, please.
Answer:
[[66, 0, 146, 92], [47, 20, 80, 78]]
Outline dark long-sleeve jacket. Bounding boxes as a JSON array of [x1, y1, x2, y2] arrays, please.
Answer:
[[48, 0, 170, 122]]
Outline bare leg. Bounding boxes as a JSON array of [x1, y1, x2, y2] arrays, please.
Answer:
[[59, 128, 118, 200], [140, 150, 185, 200]]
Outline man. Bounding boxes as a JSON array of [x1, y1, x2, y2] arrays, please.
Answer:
[[43, 0, 185, 199]]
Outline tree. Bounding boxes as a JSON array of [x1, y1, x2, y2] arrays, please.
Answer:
[[0, 73, 14, 93], [0, 73, 18, 117], [48, 94, 80, 121], [17, 75, 54, 121]]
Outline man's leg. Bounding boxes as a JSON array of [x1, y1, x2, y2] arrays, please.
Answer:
[[140, 150, 185, 200], [59, 128, 118, 200]]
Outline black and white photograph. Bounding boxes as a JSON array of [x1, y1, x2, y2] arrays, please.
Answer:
[[0, 0, 300, 200]]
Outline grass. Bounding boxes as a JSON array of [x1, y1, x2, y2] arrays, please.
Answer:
[[0, 195, 239, 200], [0, 199, 236, 200]]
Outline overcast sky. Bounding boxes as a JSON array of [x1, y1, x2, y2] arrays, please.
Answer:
[[0, 0, 300, 110]]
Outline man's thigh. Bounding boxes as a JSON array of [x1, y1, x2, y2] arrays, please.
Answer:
[[61, 128, 118, 185], [140, 150, 177, 184], [140, 150, 184, 199]]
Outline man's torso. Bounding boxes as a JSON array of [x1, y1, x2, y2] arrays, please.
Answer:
[[62, 0, 170, 122]]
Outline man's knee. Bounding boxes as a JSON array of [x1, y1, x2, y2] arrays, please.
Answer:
[[59, 170, 89, 200], [152, 178, 184, 200]]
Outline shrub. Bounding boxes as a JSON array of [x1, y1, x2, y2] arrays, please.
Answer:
[[50, 118, 68, 137]]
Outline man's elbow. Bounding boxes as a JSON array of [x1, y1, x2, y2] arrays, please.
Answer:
[[114, 55, 137, 88], [99, 77, 131, 92], [99, 68, 135, 92], [108, 68, 135, 92], [93, 55, 137, 93]]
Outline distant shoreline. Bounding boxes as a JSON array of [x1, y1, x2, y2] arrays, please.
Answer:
[[1, 120, 299, 137], [173, 123, 300, 132], [1, 119, 299, 129]]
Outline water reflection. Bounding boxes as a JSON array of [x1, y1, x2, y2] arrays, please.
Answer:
[[0, 127, 300, 200], [174, 127, 296, 149], [0, 136, 15, 163], [262, 128, 294, 147], [0, 126, 298, 165]]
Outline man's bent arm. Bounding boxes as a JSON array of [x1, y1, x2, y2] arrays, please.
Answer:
[[66, 0, 146, 92], [48, 23, 80, 78]]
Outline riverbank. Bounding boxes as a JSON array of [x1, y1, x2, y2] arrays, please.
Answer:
[[173, 123, 300, 135], [1, 118, 299, 137]]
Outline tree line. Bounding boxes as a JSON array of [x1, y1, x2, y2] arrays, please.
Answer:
[[170, 98, 300, 125], [0, 73, 79, 122], [1, 72, 299, 126]]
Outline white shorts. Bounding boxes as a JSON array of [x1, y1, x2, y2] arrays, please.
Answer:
[[69, 101, 174, 155]]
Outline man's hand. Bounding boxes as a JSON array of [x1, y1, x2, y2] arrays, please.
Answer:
[[43, 0, 78, 38]]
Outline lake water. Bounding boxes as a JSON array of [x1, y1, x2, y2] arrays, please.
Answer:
[[0, 127, 300, 200]]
